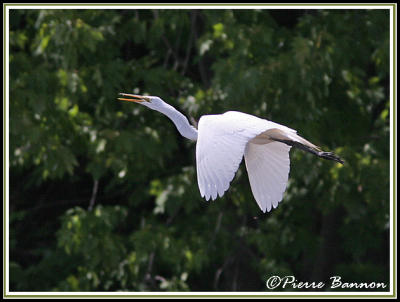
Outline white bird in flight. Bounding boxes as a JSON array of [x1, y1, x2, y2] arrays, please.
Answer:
[[118, 93, 343, 213]]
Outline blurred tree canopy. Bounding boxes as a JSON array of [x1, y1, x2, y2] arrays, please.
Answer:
[[9, 9, 390, 292]]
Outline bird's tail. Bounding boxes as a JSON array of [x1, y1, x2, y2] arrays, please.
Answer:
[[269, 131, 344, 164]]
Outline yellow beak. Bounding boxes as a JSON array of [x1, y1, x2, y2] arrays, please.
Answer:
[[117, 93, 150, 103]]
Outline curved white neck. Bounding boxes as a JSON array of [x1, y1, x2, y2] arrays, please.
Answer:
[[158, 103, 198, 141]]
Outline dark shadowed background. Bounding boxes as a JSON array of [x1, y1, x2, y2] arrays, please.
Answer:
[[9, 9, 390, 291]]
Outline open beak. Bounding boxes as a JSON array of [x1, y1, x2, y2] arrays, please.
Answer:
[[117, 93, 150, 103]]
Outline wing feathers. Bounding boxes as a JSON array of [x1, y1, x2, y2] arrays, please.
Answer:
[[244, 142, 291, 212], [196, 111, 292, 212]]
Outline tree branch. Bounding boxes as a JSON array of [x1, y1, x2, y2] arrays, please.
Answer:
[[192, 11, 210, 87], [152, 10, 180, 71], [181, 11, 197, 76], [88, 179, 99, 211]]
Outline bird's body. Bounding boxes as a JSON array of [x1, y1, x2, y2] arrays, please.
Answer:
[[118, 93, 343, 213], [196, 111, 294, 212]]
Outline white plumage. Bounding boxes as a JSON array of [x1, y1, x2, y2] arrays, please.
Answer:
[[118, 94, 343, 213], [244, 141, 291, 212], [196, 111, 293, 212]]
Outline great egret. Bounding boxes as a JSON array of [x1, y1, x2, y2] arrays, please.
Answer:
[[118, 93, 343, 213]]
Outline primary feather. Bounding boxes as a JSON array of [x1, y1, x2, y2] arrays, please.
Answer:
[[244, 142, 291, 212]]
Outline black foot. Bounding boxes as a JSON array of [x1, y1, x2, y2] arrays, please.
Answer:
[[318, 151, 344, 164]]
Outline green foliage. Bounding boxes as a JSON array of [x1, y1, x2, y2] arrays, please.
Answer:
[[9, 9, 390, 292]]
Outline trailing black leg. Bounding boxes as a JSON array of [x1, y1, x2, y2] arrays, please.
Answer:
[[270, 138, 344, 164]]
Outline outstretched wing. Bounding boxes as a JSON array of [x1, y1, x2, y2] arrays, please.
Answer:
[[244, 142, 291, 212], [196, 111, 294, 203]]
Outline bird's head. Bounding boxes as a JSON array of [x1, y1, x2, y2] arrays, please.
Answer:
[[117, 93, 166, 111]]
